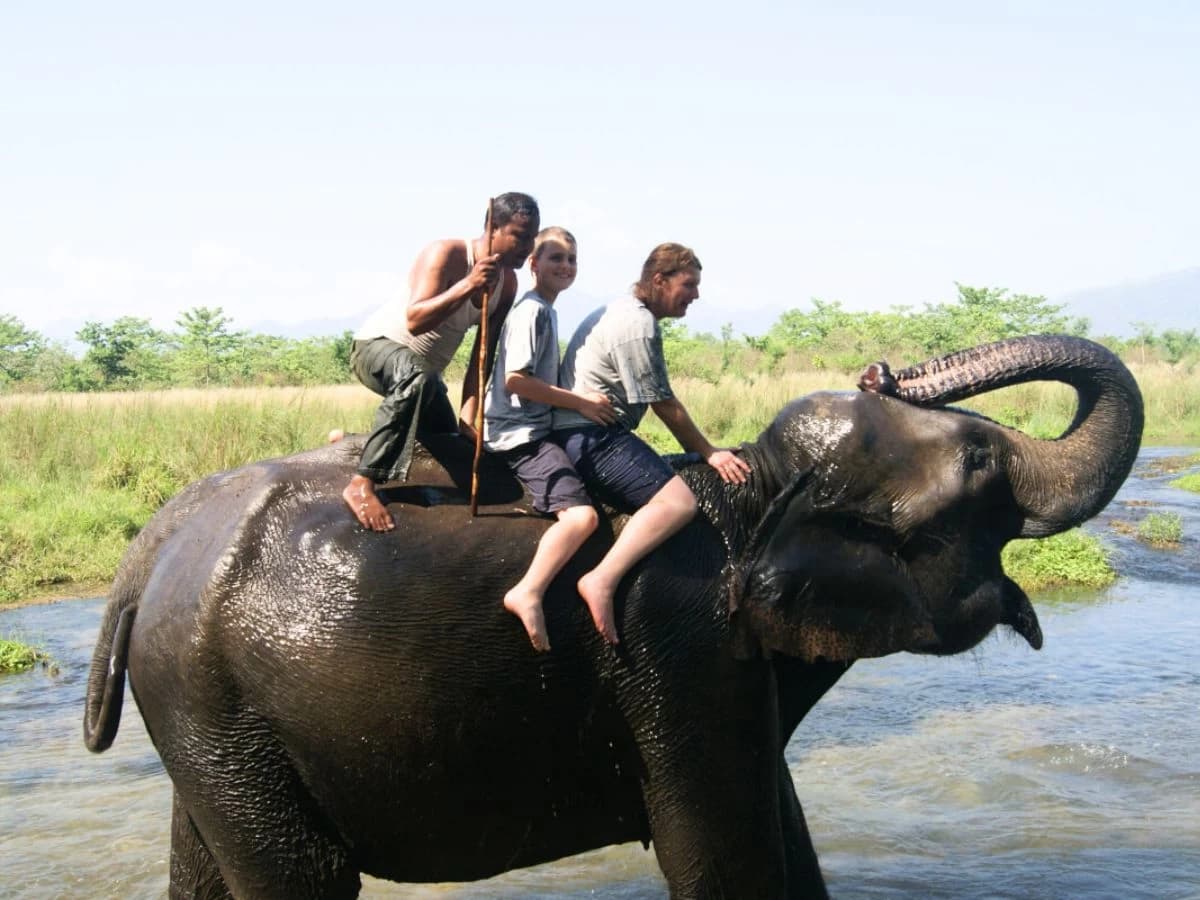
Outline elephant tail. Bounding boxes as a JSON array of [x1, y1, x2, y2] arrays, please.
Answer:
[[83, 600, 137, 752], [81, 471, 214, 752]]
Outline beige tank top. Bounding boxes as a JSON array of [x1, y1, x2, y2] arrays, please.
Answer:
[[354, 239, 494, 373]]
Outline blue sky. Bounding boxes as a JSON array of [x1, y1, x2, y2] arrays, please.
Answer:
[[3, 1, 1196, 341]]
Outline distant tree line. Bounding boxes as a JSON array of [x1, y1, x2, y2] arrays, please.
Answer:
[[2, 287, 1197, 393], [660, 285, 1199, 383], [1, 306, 354, 392]]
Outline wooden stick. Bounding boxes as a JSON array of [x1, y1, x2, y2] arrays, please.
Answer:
[[469, 197, 495, 516]]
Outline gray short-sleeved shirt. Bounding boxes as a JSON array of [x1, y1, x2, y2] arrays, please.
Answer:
[[552, 295, 674, 431], [483, 291, 560, 451]]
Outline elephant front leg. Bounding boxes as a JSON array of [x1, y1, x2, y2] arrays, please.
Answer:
[[639, 672, 796, 900], [777, 763, 830, 899], [644, 753, 788, 899]]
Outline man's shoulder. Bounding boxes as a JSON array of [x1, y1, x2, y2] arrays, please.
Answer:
[[597, 296, 656, 339], [416, 238, 468, 268]]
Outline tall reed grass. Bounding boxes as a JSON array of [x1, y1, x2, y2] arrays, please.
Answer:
[[2, 362, 1195, 605], [0, 386, 379, 605]]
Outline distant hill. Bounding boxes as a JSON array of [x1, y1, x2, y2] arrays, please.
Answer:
[[1057, 267, 1200, 337]]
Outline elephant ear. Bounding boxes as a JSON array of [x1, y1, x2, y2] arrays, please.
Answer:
[[728, 478, 936, 662]]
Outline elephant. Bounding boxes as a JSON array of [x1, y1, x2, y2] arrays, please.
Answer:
[[84, 334, 1142, 899]]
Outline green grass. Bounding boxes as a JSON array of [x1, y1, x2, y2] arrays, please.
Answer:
[[1, 362, 1191, 606], [0, 386, 379, 605], [1002, 530, 1117, 592], [1168, 454, 1200, 494], [1172, 472, 1200, 493], [1137, 511, 1184, 547], [0, 635, 55, 674]]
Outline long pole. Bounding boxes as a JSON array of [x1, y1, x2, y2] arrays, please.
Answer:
[[469, 198, 495, 516]]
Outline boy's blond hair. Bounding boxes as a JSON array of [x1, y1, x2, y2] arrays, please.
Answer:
[[532, 226, 577, 262]]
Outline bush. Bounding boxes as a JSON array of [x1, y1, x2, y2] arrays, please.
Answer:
[[1002, 530, 1116, 591], [1171, 472, 1200, 494], [0, 635, 55, 674], [1137, 512, 1183, 548]]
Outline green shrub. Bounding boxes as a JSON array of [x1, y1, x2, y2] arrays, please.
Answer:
[[0, 635, 55, 674], [1137, 512, 1183, 547], [1002, 530, 1116, 591], [1171, 472, 1200, 494]]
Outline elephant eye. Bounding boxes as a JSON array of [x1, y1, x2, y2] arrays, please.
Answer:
[[963, 443, 991, 472]]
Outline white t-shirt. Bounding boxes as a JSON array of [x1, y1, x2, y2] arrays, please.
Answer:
[[483, 291, 560, 451]]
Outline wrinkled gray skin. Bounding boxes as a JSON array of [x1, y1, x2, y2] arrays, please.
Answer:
[[84, 336, 1142, 899]]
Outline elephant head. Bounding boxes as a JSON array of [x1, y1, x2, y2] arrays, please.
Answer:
[[729, 335, 1143, 663]]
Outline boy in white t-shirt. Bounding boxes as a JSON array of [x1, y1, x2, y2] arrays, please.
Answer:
[[483, 228, 618, 651]]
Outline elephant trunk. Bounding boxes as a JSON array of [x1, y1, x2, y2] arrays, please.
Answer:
[[889, 335, 1144, 537]]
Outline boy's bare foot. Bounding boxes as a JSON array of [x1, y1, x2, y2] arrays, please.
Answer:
[[503, 587, 551, 652], [343, 475, 394, 531], [577, 571, 619, 645]]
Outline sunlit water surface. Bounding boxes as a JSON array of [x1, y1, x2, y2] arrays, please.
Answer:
[[2, 449, 1198, 899]]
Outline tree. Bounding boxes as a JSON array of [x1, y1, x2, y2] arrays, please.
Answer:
[[77, 317, 168, 388], [0, 315, 46, 387], [175, 306, 245, 386], [1159, 328, 1199, 365], [908, 285, 1085, 355], [768, 299, 853, 348], [331, 330, 354, 374]]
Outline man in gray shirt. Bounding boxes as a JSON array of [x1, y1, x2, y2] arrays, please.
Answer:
[[552, 243, 751, 643], [553, 295, 675, 435]]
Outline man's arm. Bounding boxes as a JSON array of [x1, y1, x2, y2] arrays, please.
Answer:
[[651, 396, 751, 484], [406, 240, 500, 336]]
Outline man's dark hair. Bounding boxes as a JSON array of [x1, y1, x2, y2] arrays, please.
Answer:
[[488, 192, 540, 229]]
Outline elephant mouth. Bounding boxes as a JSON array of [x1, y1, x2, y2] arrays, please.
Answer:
[[1001, 577, 1044, 650], [908, 575, 1044, 656]]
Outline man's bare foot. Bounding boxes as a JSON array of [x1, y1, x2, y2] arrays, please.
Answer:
[[576, 570, 619, 644], [503, 587, 551, 652], [343, 476, 394, 531]]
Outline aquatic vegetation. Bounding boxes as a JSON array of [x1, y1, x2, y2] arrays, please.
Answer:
[[0, 635, 55, 674], [1170, 472, 1200, 494], [1137, 511, 1184, 548], [1141, 452, 1200, 477], [1002, 529, 1117, 591]]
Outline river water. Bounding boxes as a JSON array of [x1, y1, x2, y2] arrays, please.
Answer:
[[2, 448, 1198, 899]]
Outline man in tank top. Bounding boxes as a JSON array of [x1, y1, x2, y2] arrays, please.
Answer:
[[344, 192, 540, 531]]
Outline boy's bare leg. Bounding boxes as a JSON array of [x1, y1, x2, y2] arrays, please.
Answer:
[[343, 474, 395, 531], [577, 476, 697, 644], [504, 504, 599, 651]]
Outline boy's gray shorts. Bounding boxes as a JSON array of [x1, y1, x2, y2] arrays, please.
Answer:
[[496, 438, 592, 515]]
